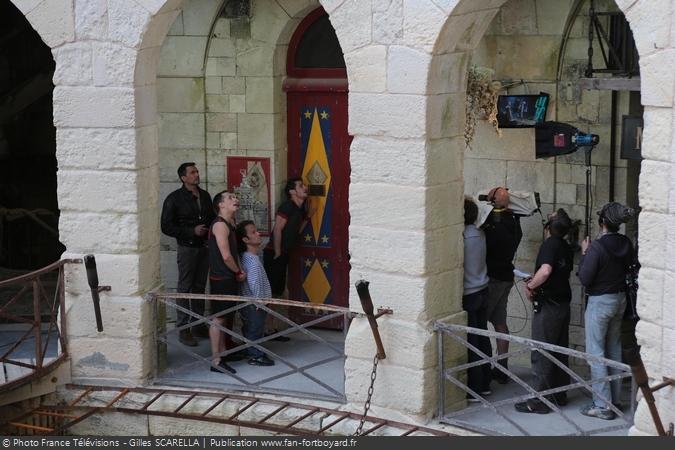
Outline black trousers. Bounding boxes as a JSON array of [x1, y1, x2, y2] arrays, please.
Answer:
[[176, 245, 209, 328], [531, 298, 570, 393], [462, 288, 492, 392], [263, 248, 289, 297]]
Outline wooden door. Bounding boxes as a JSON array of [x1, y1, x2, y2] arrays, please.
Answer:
[[286, 90, 350, 322]]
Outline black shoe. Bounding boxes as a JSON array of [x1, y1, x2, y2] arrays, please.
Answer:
[[492, 368, 509, 384], [192, 324, 210, 339], [265, 330, 291, 342], [552, 393, 568, 406], [515, 400, 550, 414], [248, 355, 275, 366], [223, 350, 247, 361], [179, 330, 198, 347], [210, 360, 236, 374]]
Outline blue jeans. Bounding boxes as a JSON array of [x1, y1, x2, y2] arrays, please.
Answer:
[[240, 304, 267, 358], [584, 293, 626, 408]]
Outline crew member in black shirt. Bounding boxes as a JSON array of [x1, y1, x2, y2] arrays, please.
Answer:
[[483, 187, 523, 383], [515, 208, 573, 414]]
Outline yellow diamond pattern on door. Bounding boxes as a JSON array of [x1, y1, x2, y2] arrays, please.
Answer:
[[302, 108, 331, 244], [302, 259, 332, 304]]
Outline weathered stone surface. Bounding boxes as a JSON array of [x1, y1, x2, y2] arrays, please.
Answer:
[[229, 94, 246, 112], [387, 46, 431, 94], [344, 46, 387, 93], [54, 87, 135, 128], [499, 0, 537, 35], [58, 128, 133, 169], [107, 0, 150, 48], [158, 77, 205, 112], [463, 157, 507, 196], [640, 107, 673, 162], [506, 160, 555, 204], [372, 0, 403, 44], [74, 0, 107, 40], [638, 160, 671, 214], [428, 51, 469, 95], [236, 45, 275, 76], [68, 412, 149, 436], [349, 226, 425, 276], [92, 42, 136, 86], [246, 77, 281, 113], [53, 42, 92, 86], [277, 0, 318, 18], [25, 0, 75, 48], [208, 38, 236, 58], [237, 113, 278, 150], [159, 36, 208, 77], [58, 167, 158, 213], [251, 0, 289, 43], [349, 93, 426, 138], [640, 50, 675, 107], [59, 211, 144, 253], [69, 335, 153, 381], [206, 57, 236, 76], [427, 93, 465, 139], [221, 77, 246, 94], [636, 267, 664, 326], [625, 0, 670, 57], [11, 0, 43, 16], [181, 0, 220, 36], [328, 0, 371, 53], [160, 112, 205, 147], [401, 0, 447, 52]]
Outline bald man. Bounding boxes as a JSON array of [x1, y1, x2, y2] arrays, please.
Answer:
[[482, 187, 523, 384]]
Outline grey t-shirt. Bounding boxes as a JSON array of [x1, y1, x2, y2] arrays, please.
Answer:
[[463, 224, 489, 295]]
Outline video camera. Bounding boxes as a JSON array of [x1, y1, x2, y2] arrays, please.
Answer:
[[535, 121, 599, 158]]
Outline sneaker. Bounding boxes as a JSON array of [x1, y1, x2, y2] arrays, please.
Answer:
[[248, 355, 275, 366], [492, 368, 509, 384], [580, 404, 615, 420], [179, 329, 197, 347], [210, 360, 236, 374], [515, 399, 550, 414]]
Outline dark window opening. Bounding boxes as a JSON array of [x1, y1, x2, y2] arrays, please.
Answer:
[[0, 1, 63, 272], [294, 15, 345, 69]]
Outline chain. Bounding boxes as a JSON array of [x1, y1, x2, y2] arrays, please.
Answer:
[[353, 354, 380, 436]]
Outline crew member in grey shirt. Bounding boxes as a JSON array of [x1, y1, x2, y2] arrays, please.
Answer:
[[462, 197, 492, 400]]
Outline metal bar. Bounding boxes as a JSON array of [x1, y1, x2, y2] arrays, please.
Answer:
[[174, 393, 197, 413], [1, 358, 36, 369], [34, 411, 78, 419], [360, 422, 386, 436], [58, 265, 68, 353], [318, 414, 349, 433], [257, 403, 288, 423], [33, 280, 43, 369], [401, 427, 418, 436], [0, 323, 36, 361], [105, 388, 130, 408], [650, 378, 675, 393], [0, 353, 67, 394], [355, 280, 386, 359], [437, 325, 445, 419], [69, 387, 93, 407], [201, 396, 228, 417], [0, 259, 80, 288], [8, 422, 54, 432], [228, 399, 259, 420], [285, 408, 319, 428], [141, 391, 166, 411], [0, 284, 29, 316]]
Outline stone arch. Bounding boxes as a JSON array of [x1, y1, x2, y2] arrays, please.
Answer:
[[424, 0, 673, 434]]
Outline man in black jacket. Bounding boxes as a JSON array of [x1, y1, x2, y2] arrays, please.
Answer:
[[161, 162, 215, 347]]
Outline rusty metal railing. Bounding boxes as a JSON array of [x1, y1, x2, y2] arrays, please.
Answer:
[[435, 322, 636, 436], [0, 259, 80, 393], [149, 290, 391, 402]]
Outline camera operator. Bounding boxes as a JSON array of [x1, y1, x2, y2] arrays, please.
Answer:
[[482, 187, 523, 383], [578, 202, 635, 421], [515, 208, 573, 415]]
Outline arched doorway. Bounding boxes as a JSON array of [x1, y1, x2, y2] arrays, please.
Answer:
[[284, 8, 350, 324], [0, 1, 62, 272]]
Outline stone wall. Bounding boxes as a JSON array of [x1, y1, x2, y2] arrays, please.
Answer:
[[466, 0, 635, 372], [7, 0, 673, 435], [157, 0, 312, 289]]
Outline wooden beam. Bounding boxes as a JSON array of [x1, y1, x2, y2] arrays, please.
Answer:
[[578, 77, 640, 91]]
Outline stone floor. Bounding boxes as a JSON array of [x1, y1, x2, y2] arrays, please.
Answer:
[[156, 326, 347, 402]]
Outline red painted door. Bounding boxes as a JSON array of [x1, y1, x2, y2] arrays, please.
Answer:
[[285, 88, 350, 323]]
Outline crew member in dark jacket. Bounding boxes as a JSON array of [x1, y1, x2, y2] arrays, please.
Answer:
[[482, 187, 523, 383], [161, 162, 215, 347], [515, 209, 573, 414], [578, 202, 635, 421]]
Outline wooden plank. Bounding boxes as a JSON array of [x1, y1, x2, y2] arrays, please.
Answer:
[[578, 77, 640, 91]]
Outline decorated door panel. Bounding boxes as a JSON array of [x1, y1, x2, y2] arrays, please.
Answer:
[[286, 91, 350, 323]]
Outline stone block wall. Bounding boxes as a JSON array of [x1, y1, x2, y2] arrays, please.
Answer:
[[157, 0, 312, 289], [467, 0, 634, 368]]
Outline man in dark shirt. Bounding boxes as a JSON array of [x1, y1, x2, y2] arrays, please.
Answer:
[[515, 209, 573, 414], [482, 187, 523, 383], [161, 162, 215, 347], [263, 177, 312, 297]]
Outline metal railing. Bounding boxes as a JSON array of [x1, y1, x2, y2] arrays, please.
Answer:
[[149, 292, 360, 402], [435, 322, 636, 436], [0, 259, 79, 393]]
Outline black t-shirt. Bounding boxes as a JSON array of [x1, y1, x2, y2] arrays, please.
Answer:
[[267, 200, 307, 254], [483, 209, 523, 281], [535, 236, 573, 302]]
